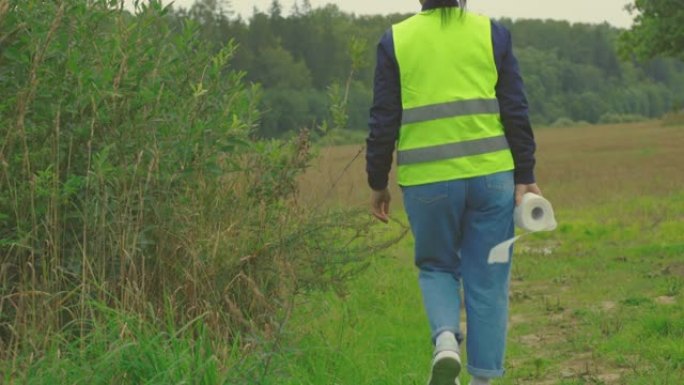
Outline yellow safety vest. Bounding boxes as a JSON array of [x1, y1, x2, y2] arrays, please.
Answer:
[[393, 10, 514, 186]]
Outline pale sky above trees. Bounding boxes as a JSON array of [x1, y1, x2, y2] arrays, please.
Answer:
[[149, 0, 634, 28]]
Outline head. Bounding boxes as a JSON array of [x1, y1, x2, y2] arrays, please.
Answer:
[[421, 0, 467, 24], [419, 0, 467, 6]]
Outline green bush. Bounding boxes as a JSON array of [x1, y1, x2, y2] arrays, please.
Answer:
[[548, 117, 592, 128], [0, 0, 379, 363], [598, 112, 648, 124], [549, 117, 577, 128]]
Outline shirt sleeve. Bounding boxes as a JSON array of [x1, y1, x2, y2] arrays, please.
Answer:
[[492, 21, 537, 185], [366, 29, 401, 191]]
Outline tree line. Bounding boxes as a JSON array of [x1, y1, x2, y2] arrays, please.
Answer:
[[172, 0, 684, 137]]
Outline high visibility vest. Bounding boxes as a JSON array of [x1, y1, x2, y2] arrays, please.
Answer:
[[393, 10, 514, 186]]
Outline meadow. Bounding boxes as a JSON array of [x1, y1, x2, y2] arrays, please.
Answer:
[[3, 120, 682, 384], [2, 3, 682, 384], [285, 121, 684, 384]]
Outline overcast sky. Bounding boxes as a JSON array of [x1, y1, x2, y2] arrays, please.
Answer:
[[143, 0, 635, 28]]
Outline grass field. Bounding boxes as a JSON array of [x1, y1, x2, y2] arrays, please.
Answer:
[[301, 121, 684, 209], [5, 122, 681, 384], [283, 121, 684, 384]]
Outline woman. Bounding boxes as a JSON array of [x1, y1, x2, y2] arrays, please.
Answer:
[[365, 1, 541, 384]]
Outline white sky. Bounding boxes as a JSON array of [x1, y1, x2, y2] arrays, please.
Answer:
[[139, 0, 635, 28]]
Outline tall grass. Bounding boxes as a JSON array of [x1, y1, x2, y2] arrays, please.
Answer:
[[0, 0, 382, 377]]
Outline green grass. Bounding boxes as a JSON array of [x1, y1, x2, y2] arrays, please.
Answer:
[[4, 174, 683, 385], [2, 306, 249, 385], [264, 236, 431, 385], [261, 193, 684, 385], [3, 108, 682, 385]]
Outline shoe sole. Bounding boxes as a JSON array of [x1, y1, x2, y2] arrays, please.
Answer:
[[428, 351, 461, 385]]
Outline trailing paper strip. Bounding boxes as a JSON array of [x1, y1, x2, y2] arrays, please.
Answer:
[[488, 193, 557, 264]]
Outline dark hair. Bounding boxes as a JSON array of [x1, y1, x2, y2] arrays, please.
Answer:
[[438, 0, 467, 25]]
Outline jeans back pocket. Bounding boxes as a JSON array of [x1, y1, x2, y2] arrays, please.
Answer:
[[403, 182, 449, 205]]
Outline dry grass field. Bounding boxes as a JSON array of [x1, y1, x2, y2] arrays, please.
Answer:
[[300, 121, 684, 211]]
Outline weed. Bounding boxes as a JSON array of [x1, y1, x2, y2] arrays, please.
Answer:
[[621, 297, 653, 307], [599, 313, 625, 337], [543, 296, 565, 313]]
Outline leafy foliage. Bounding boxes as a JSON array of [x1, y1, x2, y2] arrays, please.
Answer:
[[0, 0, 381, 360], [621, 0, 684, 60], [173, 1, 684, 133]]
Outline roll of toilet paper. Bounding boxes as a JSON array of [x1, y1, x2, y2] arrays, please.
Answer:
[[487, 193, 557, 264]]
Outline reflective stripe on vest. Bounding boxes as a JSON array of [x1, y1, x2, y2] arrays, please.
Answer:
[[392, 10, 514, 186], [397, 135, 509, 165], [401, 98, 500, 126]]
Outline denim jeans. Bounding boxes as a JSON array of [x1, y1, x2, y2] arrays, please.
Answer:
[[402, 171, 515, 378]]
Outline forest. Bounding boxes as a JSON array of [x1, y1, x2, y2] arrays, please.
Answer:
[[173, 0, 684, 138]]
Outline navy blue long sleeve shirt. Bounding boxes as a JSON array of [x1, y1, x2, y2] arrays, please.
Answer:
[[366, 0, 536, 190]]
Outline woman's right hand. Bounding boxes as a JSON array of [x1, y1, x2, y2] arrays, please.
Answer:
[[370, 188, 391, 223]]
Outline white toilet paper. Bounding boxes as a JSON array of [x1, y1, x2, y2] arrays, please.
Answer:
[[487, 193, 557, 264]]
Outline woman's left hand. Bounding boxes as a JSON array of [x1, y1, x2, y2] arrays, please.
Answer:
[[515, 183, 542, 206]]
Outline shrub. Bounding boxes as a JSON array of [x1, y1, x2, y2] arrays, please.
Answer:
[[0, 0, 381, 362], [549, 117, 576, 128], [598, 113, 648, 124]]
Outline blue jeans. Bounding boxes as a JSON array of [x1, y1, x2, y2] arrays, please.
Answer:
[[402, 171, 515, 379]]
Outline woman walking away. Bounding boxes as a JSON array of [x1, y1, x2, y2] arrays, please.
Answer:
[[365, 0, 540, 384]]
